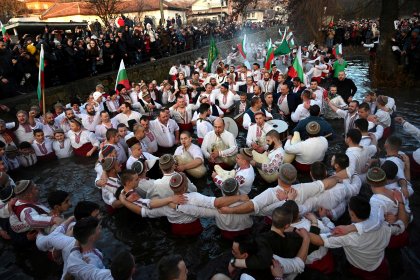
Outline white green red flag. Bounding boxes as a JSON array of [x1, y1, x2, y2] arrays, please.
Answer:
[[37, 44, 45, 110], [115, 59, 130, 91], [264, 39, 275, 70], [333, 44, 342, 56], [288, 46, 307, 85], [237, 34, 247, 59], [0, 21, 8, 41]]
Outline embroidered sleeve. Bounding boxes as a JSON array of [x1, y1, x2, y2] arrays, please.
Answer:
[[261, 153, 283, 174]]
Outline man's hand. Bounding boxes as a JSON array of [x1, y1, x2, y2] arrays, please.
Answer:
[[211, 171, 217, 179], [175, 164, 185, 172], [385, 213, 398, 224], [287, 188, 298, 200], [393, 190, 404, 203], [304, 212, 318, 224], [394, 116, 405, 124], [86, 150, 94, 157], [239, 194, 249, 202], [127, 192, 140, 202], [7, 198, 17, 213], [270, 259, 284, 278], [218, 206, 233, 214], [332, 225, 353, 236], [0, 229, 11, 240], [171, 194, 188, 204], [347, 96, 353, 103], [276, 189, 288, 201]]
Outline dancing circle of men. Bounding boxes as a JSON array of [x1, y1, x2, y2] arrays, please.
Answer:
[[0, 43, 419, 280]]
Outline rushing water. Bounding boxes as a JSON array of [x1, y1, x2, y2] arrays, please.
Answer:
[[0, 59, 419, 280]]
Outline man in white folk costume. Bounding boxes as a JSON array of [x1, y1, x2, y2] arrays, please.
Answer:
[[201, 117, 238, 169], [174, 131, 206, 178]]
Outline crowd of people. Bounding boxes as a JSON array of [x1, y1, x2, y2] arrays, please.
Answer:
[[0, 28, 419, 280], [323, 13, 420, 76], [0, 16, 281, 99]]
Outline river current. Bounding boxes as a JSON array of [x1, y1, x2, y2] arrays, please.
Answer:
[[0, 59, 419, 280]]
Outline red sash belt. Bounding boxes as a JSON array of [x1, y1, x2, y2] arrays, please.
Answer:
[[171, 219, 203, 236], [74, 143, 94, 157], [220, 228, 251, 240], [307, 250, 334, 274], [293, 161, 311, 173], [388, 230, 409, 249], [197, 138, 203, 145], [349, 257, 390, 280], [382, 127, 391, 141], [37, 152, 56, 162], [178, 123, 193, 133]]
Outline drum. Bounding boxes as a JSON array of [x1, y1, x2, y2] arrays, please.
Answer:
[[252, 150, 278, 183], [174, 152, 207, 178], [214, 165, 236, 180], [223, 117, 239, 138], [283, 131, 301, 163], [234, 112, 245, 130], [267, 119, 289, 141]]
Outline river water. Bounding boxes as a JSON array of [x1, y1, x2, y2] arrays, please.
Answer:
[[0, 59, 419, 280]]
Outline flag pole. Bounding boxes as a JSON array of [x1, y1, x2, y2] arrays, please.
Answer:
[[42, 84, 46, 116]]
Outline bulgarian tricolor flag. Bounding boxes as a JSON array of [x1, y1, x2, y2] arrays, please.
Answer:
[[0, 21, 8, 41], [333, 44, 343, 56], [237, 34, 247, 59], [288, 46, 307, 85], [37, 44, 45, 110], [115, 59, 130, 91], [264, 39, 275, 71]]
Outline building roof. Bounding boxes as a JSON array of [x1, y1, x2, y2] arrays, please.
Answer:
[[41, 0, 192, 20]]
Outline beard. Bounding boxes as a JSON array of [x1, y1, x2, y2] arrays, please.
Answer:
[[264, 78, 270, 81], [88, 110, 96, 116]]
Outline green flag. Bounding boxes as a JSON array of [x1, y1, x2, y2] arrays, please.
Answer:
[[206, 37, 219, 72], [274, 39, 291, 56]]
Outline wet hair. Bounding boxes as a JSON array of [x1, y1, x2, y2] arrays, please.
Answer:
[[250, 96, 261, 107], [333, 153, 349, 169], [266, 129, 280, 141], [47, 190, 69, 209], [74, 201, 100, 221], [281, 200, 299, 222], [301, 90, 311, 99], [33, 128, 44, 136], [199, 103, 210, 114], [271, 206, 293, 229], [293, 77, 301, 82], [354, 118, 369, 132], [358, 102, 371, 112], [346, 129, 362, 144], [105, 128, 118, 140], [180, 131, 192, 138], [120, 169, 137, 186], [111, 250, 135, 280], [349, 100, 360, 107], [117, 123, 127, 129], [121, 102, 132, 110], [140, 115, 149, 122], [309, 105, 320, 116], [310, 162, 328, 180], [233, 235, 258, 255], [386, 135, 402, 150], [348, 196, 370, 220], [381, 160, 398, 180], [158, 254, 183, 280], [73, 217, 100, 245]]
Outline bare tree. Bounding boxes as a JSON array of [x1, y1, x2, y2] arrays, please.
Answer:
[[0, 0, 28, 23], [88, 0, 121, 27]]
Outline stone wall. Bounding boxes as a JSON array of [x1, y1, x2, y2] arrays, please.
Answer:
[[2, 26, 284, 113]]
